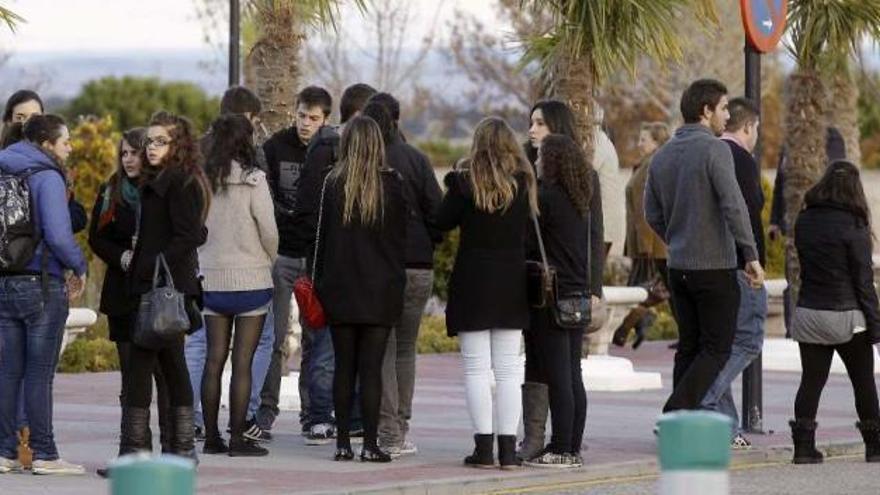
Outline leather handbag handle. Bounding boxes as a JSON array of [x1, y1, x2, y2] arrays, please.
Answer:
[[151, 253, 175, 290]]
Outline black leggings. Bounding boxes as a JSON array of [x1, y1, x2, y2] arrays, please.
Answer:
[[124, 338, 193, 409], [524, 309, 588, 454], [331, 325, 390, 449], [202, 314, 265, 439], [795, 332, 880, 421]]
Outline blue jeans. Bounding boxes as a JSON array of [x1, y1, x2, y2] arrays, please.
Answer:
[[0, 276, 68, 461], [307, 326, 335, 426], [700, 271, 768, 435], [186, 308, 276, 427]]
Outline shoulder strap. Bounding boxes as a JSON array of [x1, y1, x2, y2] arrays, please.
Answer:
[[530, 212, 552, 280], [310, 173, 332, 280]]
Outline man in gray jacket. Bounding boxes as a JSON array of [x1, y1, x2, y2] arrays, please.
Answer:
[[645, 79, 765, 412]]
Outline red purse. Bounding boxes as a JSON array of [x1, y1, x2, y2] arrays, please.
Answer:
[[293, 175, 331, 330]]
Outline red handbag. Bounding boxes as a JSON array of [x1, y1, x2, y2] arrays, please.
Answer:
[[294, 275, 326, 329], [293, 174, 331, 330]]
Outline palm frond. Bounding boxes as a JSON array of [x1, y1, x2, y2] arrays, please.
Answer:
[[786, 0, 880, 72], [0, 5, 25, 32], [245, 0, 366, 35], [521, 0, 718, 83]]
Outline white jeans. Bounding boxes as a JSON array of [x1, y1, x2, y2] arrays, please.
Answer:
[[458, 329, 523, 435]]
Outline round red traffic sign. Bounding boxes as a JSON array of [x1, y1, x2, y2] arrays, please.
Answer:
[[740, 0, 787, 53]]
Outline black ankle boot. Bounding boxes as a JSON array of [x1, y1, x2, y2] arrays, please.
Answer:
[[98, 407, 151, 478], [857, 419, 880, 462], [229, 436, 268, 457], [464, 434, 494, 468], [498, 435, 521, 470], [789, 419, 823, 464], [203, 435, 228, 454], [171, 407, 199, 465]]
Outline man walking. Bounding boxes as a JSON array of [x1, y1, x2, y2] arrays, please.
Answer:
[[645, 79, 764, 412], [699, 97, 768, 447]]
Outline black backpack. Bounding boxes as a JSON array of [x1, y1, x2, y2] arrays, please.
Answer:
[[0, 165, 62, 272]]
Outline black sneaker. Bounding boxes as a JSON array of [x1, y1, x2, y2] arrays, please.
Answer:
[[229, 437, 269, 457], [243, 421, 272, 443], [305, 423, 336, 446], [203, 436, 229, 455], [360, 446, 392, 463], [194, 426, 206, 442]]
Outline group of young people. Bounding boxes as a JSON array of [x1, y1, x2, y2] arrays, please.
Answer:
[[1, 74, 878, 479]]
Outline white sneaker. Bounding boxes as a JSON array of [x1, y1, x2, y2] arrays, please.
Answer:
[[0, 457, 22, 474], [32, 459, 85, 476], [399, 440, 418, 456]]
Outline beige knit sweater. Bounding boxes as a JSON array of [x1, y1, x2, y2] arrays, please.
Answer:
[[198, 161, 278, 291]]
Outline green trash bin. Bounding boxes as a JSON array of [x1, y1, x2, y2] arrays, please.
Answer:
[[657, 411, 732, 495], [109, 454, 196, 495]]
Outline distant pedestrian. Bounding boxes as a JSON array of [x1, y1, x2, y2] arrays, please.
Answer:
[[645, 79, 764, 413], [789, 160, 880, 465], [437, 117, 537, 470], [313, 115, 407, 463]]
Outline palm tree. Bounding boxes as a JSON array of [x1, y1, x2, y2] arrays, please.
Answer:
[[783, 1, 880, 300], [521, 0, 717, 160], [0, 5, 23, 31], [242, 0, 365, 133]]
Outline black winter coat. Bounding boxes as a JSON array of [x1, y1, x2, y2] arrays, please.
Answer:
[[131, 166, 208, 297], [795, 202, 880, 341], [386, 133, 443, 268], [88, 182, 139, 327], [437, 170, 531, 336], [315, 169, 407, 326]]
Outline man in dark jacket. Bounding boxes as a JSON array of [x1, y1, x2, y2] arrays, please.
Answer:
[[645, 79, 765, 412], [699, 97, 768, 447], [256, 86, 331, 437], [366, 92, 443, 457]]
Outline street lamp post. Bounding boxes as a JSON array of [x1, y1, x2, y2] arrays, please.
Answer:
[[229, 0, 240, 87]]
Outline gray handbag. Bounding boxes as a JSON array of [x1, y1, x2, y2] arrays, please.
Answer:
[[134, 254, 190, 349]]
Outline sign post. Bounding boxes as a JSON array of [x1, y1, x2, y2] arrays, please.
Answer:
[[229, 0, 240, 87], [739, 0, 786, 434]]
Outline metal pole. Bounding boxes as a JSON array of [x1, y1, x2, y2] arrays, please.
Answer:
[[742, 41, 763, 434], [228, 0, 240, 87]]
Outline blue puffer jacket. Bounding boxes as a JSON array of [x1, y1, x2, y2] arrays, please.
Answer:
[[0, 141, 87, 279]]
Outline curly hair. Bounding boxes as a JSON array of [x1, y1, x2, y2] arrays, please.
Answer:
[[540, 134, 592, 217], [204, 114, 256, 193], [144, 110, 211, 218]]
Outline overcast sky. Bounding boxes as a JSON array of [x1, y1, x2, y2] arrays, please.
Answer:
[[0, 0, 498, 53]]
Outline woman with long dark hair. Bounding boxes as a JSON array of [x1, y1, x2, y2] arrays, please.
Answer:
[[0, 114, 87, 475], [314, 115, 407, 462], [522, 134, 600, 468], [437, 117, 537, 470], [198, 114, 277, 457], [519, 100, 604, 463], [127, 111, 211, 461], [789, 160, 880, 464], [89, 128, 174, 476]]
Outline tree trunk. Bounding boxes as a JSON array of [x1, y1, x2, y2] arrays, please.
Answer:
[[549, 51, 596, 164], [824, 70, 862, 165], [783, 70, 827, 304], [250, 6, 305, 135]]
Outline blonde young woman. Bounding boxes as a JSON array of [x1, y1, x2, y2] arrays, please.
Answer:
[[314, 115, 407, 463], [436, 117, 538, 470]]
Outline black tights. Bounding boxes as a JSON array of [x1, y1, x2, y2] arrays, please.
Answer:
[[201, 314, 265, 439], [524, 309, 588, 454], [331, 325, 390, 450], [124, 338, 192, 408], [795, 332, 880, 421]]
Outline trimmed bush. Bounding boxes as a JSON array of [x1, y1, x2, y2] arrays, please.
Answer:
[[416, 315, 459, 354], [58, 337, 119, 373]]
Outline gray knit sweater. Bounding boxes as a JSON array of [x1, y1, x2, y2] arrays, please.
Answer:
[[644, 124, 757, 270]]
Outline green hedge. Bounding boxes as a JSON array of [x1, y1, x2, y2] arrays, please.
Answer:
[[416, 315, 459, 354]]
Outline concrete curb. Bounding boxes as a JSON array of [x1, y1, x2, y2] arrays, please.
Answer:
[[310, 440, 866, 495]]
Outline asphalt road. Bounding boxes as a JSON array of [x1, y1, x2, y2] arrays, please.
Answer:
[[493, 455, 879, 495]]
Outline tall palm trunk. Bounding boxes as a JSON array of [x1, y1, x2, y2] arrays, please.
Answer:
[[250, 4, 305, 134], [824, 70, 862, 165], [550, 51, 596, 164], [783, 70, 827, 303]]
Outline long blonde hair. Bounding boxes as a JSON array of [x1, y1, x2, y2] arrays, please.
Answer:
[[330, 115, 386, 226], [465, 117, 537, 215]]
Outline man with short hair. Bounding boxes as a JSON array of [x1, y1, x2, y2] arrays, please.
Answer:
[[645, 79, 765, 412], [257, 86, 332, 437], [287, 83, 378, 445], [699, 97, 768, 448], [368, 92, 443, 458]]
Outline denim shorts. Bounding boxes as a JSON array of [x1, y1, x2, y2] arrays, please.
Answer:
[[203, 289, 272, 317]]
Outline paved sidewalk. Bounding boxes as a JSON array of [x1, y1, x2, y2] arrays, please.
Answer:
[[0, 341, 869, 494]]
